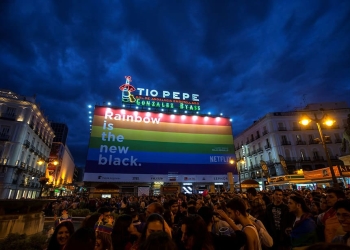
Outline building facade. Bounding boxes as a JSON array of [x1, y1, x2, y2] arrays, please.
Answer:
[[0, 90, 55, 199], [234, 102, 350, 190], [45, 122, 75, 197]]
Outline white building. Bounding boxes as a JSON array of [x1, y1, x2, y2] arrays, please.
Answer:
[[0, 90, 55, 199], [234, 102, 350, 190]]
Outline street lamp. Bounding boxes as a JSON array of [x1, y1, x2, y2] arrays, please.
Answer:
[[230, 158, 243, 193], [299, 112, 339, 188]]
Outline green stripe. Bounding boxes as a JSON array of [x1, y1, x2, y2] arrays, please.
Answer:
[[89, 137, 234, 154], [91, 126, 233, 144]]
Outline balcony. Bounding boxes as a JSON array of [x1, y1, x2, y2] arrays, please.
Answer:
[[252, 150, 258, 155], [296, 140, 307, 145], [299, 157, 311, 162], [262, 130, 268, 136], [23, 140, 30, 148], [313, 156, 325, 161], [0, 133, 10, 141], [34, 149, 39, 155], [293, 126, 301, 131], [0, 112, 16, 121], [20, 162, 27, 169], [285, 157, 297, 162], [335, 139, 342, 143], [309, 140, 319, 145], [29, 145, 35, 152], [257, 147, 263, 153], [281, 141, 291, 145], [264, 144, 271, 150], [278, 126, 287, 131]]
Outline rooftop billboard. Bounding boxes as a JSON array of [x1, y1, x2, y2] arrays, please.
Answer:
[[83, 106, 236, 182]]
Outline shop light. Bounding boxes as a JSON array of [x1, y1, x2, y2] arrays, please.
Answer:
[[88, 105, 92, 108], [183, 183, 192, 185]]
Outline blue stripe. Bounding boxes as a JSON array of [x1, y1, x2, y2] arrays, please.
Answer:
[[87, 148, 233, 164], [84, 161, 238, 175]]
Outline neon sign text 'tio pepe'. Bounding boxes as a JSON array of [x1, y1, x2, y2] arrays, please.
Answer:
[[119, 76, 200, 111]]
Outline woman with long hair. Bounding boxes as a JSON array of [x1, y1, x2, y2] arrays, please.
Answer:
[[135, 213, 168, 250], [47, 221, 75, 250], [180, 214, 214, 250], [112, 214, 139, 250]]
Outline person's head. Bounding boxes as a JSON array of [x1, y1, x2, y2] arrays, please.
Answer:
[[180, 201, 188, 213], [246, 187, 257, 199], [64, 227, 96, 250], [95, 231, 113, 250], [225, 197, 247, 223], [326, 188, 345, 207], [288, 195, 310, 214], [195, 199, 204, 211], [181, 214, 212, 250], [145, 202, 164, 218], [273, 189, 283, 205], [334, 199, 350, 232], [310, 200, 321, 214], [112, 214, 134, 248], [98, 207, 111, 223], [168, 199, 179, 214], [140, 231, 177, 250], [81, 213, 101, 229], [197, 206, 214, 226], [140, 213, 165, 243], [320, 196, 329, 211], [48, 221, 75, 250]]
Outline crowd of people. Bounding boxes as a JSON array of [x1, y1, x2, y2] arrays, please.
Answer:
[[45, 187, 350, 250]]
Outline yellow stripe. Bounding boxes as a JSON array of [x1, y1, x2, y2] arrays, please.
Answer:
[[91, 126, 234, 144], [92, 116, 232, 135]]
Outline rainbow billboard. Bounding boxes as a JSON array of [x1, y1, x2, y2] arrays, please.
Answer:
[[83, 106, 236, 182]]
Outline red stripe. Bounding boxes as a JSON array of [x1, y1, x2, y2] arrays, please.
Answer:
[[93, 106, 232, 126]]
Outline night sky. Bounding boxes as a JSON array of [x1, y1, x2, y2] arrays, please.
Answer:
[[1, 1, 349, 167]]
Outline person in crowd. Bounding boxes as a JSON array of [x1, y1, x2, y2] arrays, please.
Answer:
[[133, 213, 167, 250], [286, 195, 318, 249], [54, 208, 72, 227], [187, 200, 197, 214], [81, 213, 101, 229], [180, 214, 215, 250], [95, 231, 114, 250], [195, 199, 204, 212], [321, 188, 346, 243], [64, 227, 96, 250], [139, 231, 177, 250], [264, 188, 293, 250], [197, 206, 246, 250], [217, 196, 262, 250], [112, 214, 140, 250], [47, 221, 75, 250], [332, 199, 350, 246], [246, 187, 266, 221]]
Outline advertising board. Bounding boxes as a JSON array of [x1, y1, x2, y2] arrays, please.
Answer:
[[83, 106, 236, 182]]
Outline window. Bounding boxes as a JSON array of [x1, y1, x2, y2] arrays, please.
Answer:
[[6, 107, 16, 117], [0, 126, 10, 135], [256, 130, 260, 138], [281, 135, 288, 143]]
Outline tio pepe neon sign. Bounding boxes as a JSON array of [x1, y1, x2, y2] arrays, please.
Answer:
[[119, 76, 200, 111]]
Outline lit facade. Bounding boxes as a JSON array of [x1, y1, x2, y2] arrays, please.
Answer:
[[0, 90, 55, 199], [234, 102, 350, 189]]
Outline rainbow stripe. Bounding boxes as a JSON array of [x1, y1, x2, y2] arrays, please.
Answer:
[[85, 107, 235, 175]]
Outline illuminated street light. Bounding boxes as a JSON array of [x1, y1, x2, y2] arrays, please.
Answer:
[[299, 112, 339, 188], [229, 158, 242, 193], [37, 159, 44, 165]]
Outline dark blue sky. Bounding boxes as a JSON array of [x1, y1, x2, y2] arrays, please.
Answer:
[[1, 0, 350, 166]]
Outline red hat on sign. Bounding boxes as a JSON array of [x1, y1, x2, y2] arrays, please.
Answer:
[[203, 190, 208, 197]]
